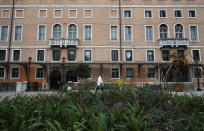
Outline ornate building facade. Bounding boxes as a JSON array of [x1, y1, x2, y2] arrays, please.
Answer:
[[0, 0, 204, 89]]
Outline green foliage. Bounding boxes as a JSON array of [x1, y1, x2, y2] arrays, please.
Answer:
[[74, 63, 91, 79], [0, 85, 204, 130]]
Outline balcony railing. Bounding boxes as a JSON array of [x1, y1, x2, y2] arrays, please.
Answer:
[[49, 38, 78, 47], [159, 38, 189, 48]]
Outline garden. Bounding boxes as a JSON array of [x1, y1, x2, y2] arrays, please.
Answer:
[[0, 82, 204, 131]]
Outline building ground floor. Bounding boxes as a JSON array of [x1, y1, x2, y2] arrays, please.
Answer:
[[0, 62, 203, 90]]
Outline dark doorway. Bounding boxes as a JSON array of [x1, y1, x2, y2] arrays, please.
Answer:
[[50, 70, 61, 89], [66, 70, 77, 82]]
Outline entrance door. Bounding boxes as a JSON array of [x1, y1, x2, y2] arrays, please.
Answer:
[[50, 70, 61, 89], [66, 70, 77, 82]]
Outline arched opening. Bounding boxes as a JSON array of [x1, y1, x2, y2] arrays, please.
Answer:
[[66, 70, 77, 82], [159, 24, 168, 39], [68, 24, 77, 39], [175, 24, 184, 39], [50, 70, 61, 89], [53, 24, 62, 39]]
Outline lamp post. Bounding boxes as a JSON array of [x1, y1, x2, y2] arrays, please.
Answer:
[[62, 57, 66, 84], [27, 56, 32, 91], [195, 59, 201, 91]]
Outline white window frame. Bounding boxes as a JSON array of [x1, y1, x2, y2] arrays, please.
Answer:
[[83, 9, 93, 18], [189, 24, 199, 42], [123, 9, 132, 18], [1, 9, 10, 18], [0, 67, 6, 79], [124, 25, 133, 42], [145, 25, 155, 42], [110, 25, 119, 42], [193, 67, 202, 78], [146, 49, 155, 62], [36, 49, 46, 62], [188, 9, 197, 18], [37, 24, 47, 42], [15, 9, 24, 18], [35, 68, 44, 79], [144, 9, 153, 18], [0, 49, 7, 62], [173, 9, 183, 18], [67, 23, 78, 39], [158, 23, 169, 39], [83, 49, 92, 62], [52, 49, 61, 62], [110, 49, 120, 62], [67, 50, 76, 62], [38, 9, 48, 18], [147, 67, 156, 79], [174, 23, 185, 38], [10, 67, 20, 79], [191, 49, 201, 62], [51, 23, 63, 39], [161, 50, 170, 62], [68, 9, 78, 18], [109, 9, 118, 18], [111, 67, 120, 79], [158, 9, 167, 18], [125, 68, 134, 79], [53, 9, 63, 18], [83, 24, 92, 42], [13, 24, 23, 42], [0, 25, 9, 42], [124, 49, 133, 62], [12, 49, 21, 62]]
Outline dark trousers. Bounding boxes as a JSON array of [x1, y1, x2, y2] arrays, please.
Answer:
[[95, 85, 103, 92]]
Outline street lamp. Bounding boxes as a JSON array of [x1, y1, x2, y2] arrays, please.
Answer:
[[27, 56, 32, 91], [62, 57, 66, 84]]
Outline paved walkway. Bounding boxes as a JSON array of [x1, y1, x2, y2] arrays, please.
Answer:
[[0, 90, 204, 99]]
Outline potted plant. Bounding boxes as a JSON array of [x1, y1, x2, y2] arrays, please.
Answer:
[[174, 82, 184, 92]]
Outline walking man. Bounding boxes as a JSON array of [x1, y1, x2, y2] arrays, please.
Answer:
[[94, 76, 103, 92]]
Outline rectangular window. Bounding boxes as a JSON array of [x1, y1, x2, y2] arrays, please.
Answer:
[[148, 68, 155, 78], [68, 50, 76, 61], [1, 26, 9, 41], [174, 10, 182, 18], [38, 25, 46, 41], [124, 10, 132, 18], [110, 9, 118, 18], [194, 68, 202, 78], [111, 50, 119, 61], [0, 68, 5, 78], [190, 26, 198, 42], [1, 9, 10, 18], [192, 50, 200, 61], [11, 68, 19, 79], [15, 9, 24, 18], [0, 50, 6, 61], [14, 25, 22, 42], [38, 9, 47, 18], [145, 26, 154, 42], [84, 50, 91, 61], [126, 68, 134, 78], [110, 25, 118, 41], [36, 68, 44, 79], [188, 10, 196, 18], [52, 50, 61, 61], [37, 50, 45, 62], [68, 9, 77, 18], [159, 10, 167, 18], [145, 10, 152, 18], [84, 25, 92, 41], [53, 9, 62, 18], [147, 50, 154, 62], [162, 50, 170, 61], [177, 50, 184, 58], [125, 50, 132, 61], [112, 68, 119, 78], [12, 50, 20, 62], [124, 26, 132, 42], [83, 9, 92, 18]]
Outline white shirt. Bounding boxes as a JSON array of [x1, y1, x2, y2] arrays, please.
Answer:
[[97, 76, 103, 86]]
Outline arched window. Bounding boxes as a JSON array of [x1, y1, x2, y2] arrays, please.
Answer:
[[53, 24, 62, 39], [68, 24, 77, 39], [159, 24, 168, 39], [175, 24, 184, 39]]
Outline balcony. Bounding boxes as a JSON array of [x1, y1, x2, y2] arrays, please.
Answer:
[[159, 38, 189, 48], [49, 38, 78, 47]]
